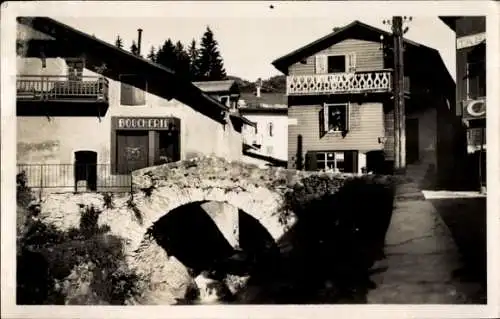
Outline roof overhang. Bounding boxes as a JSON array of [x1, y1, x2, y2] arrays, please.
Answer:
[[439, 17, 458, 32], [16, 17, 229, 122], [271, 20, 438, 75]]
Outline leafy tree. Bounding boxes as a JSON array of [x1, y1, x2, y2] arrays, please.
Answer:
[[197, 26, 227, 81], [187, 39, 200, 79], [115, 35, 123, 49], [147, 46, 157, 62]]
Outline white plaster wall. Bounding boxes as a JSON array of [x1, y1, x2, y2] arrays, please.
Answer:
[[241, 113, 288, 161]]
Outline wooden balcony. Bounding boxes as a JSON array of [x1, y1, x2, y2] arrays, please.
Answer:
[[17, 75, 109, 102], [287, 70, 410, 96], [17, 75, 109, 116]]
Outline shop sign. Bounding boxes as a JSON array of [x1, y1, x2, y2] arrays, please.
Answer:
[[463, 99, 486, 120], [115, 117, 180, 130], [457, 32, 486, 50]]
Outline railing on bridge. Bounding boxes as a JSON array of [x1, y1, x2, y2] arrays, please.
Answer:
[[17, 164, 132, 193], [17, 75, 109, 103]]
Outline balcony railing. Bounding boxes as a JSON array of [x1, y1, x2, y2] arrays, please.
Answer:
[[287, 70, 394, 96], [17, 164, 132, 194], [17, 75, 109, 103]]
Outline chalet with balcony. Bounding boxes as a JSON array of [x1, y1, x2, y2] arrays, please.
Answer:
[[272, 20, 463, 188], [440, 16, 486, 190], [16, 17, 254, 193]]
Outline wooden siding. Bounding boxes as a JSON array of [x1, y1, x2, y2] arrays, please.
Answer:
[[384, 109, 395, 160], [288, 102, 384, 168], [288, 39, 384, 76]]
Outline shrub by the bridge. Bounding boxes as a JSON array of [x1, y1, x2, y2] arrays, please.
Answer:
[[267, 173, 396, 302], [16, 172, 142, 305]]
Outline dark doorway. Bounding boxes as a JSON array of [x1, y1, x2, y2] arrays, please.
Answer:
[[366, 150, 385, 174], [116, 131, 149, 174], [406, 118, 419, 164], [74, 150, 97, 191]]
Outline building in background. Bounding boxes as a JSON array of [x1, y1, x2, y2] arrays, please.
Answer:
[[440, 16, 486, 192], [16, 17, 254, 193], [272, 20, 464, 189], [238, 83, 288, 168]]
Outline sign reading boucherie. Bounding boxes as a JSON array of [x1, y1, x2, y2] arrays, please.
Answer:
[[115, 117, 180, 130]]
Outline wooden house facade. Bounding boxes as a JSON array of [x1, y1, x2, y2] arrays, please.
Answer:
[[272, 20, 464, 188]]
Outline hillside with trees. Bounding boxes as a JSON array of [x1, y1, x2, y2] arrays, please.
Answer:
[[116, 28, 285, 93]]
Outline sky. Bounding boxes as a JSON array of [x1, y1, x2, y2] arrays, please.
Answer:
[[41, 3, 456, 82]]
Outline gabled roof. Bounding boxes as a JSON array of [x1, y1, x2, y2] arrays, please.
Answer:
[[240, 92, 287, 107], [271, 20, 439, 75], [193, 80, 239, 94], [16, 17, 248, 125]]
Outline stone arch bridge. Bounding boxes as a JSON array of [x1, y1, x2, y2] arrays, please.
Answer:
[[38, 156, 358, 304]]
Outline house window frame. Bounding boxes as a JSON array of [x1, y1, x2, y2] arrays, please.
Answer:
[[316, 151, 345, 172], [119, 74, 148, 107], [316, 52, 357, 74], [327, 54, 347, 74], [66, 57, 85, 81], [466, 59, 486, 100], [324, 103, 350, 133]]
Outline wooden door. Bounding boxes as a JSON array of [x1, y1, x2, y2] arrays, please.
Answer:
[[117, 131, 149, 174], [406, 118, 419, 164]]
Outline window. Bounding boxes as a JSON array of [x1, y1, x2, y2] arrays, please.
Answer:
[[156, 131, 180, 165], [319, 103, 349, 137], [466, 49, 486, 99], [120, 74, 147, 106], [315, 53, 356, 74], [316, 152, 345, 172], [66, 58, 84, 81], [268, 122, 273, 137], [327, 55, 346, 73]]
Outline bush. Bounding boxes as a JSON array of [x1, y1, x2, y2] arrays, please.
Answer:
[[16, 178, 142, 305], [273, 174, 396, 301]]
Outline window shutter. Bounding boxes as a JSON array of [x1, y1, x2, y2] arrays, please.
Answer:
[[347, 52, 357, 73], [319, 105, 327, 138], [345, 103, 350, 131], [305, 152, 318, 171], [315, 55, 328, 74]]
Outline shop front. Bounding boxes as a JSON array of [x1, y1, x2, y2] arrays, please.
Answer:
[[111, 116, 181, 174]]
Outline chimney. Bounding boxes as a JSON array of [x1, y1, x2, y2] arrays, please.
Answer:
[[137, 28, 143, 55], [256, 78, 262, 98]]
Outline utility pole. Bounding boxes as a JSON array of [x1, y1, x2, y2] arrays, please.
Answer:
[[393, 16, 405, 172], [384, 16, 411, 173]]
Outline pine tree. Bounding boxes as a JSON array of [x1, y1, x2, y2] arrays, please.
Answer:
[[130, 40, 139, 56], [173, 41, 191, 78], [197, 26, 227, 81], [115, 35, 123, 49], [147, 46, 157, 62], [155, 39, 177, 70], [187, 39, 200, 79]]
